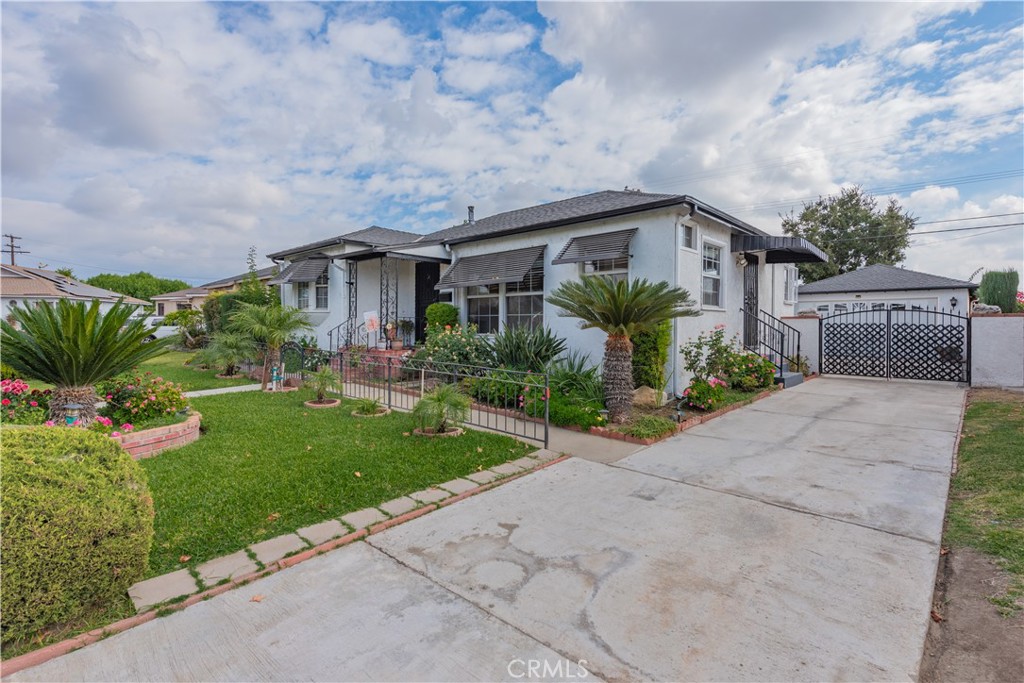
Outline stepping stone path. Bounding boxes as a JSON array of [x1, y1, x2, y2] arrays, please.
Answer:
[[127, 448, 562, 613]]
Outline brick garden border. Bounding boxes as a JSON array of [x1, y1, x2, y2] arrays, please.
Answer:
[[112, 412, 201, 460], [0, 453, 570, 678]]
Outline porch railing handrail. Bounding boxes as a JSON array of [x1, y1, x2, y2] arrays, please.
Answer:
[[740, 308, 801, 376]]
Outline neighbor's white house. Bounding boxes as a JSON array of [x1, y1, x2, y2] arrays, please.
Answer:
[[1, 264, 147, 321], [267, 190, 827, 393], [796, 264, 978, 316]]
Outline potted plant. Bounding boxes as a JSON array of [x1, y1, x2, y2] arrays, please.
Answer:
[[303, 366, 341, 408], [411, 383, 470, 437], [385, 322, 402, 351], [351, 397, 390, 417], [398, 319, 415, 346]]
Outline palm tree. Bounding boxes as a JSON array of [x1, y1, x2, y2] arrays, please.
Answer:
[[0, 300, 172, 423], [229, 303, 312, 390], [547, 277, 699, 422], [195, 330, 258, 377]]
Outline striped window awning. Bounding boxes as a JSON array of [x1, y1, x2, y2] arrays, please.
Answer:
[[268, 257, 329, 285], [436, 245, 545, 289], [551, 228, 637, 265]]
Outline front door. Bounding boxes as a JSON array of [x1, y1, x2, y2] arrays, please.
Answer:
[[742, 254, 759, 347], [414, 262, 441, 343]]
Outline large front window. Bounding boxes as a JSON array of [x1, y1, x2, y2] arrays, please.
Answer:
[[506, 258, 544, 330], [467, 284, 500, 333], [315, 271, 329, 309], [582, 256, 628, 284], [297, 282, 309, 309], [702, 243, 722, 307]]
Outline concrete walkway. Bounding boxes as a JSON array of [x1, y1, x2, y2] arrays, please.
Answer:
[[183, 384, 262, 398], [9, 377, 964, 682]]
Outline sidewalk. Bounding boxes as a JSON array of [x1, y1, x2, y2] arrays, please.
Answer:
[[183, 384, 261, 398]]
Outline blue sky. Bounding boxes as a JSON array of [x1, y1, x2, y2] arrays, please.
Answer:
[[2, 1, 1021, 285]]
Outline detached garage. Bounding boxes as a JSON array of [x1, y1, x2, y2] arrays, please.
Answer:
[[797, 264, 978, 315]]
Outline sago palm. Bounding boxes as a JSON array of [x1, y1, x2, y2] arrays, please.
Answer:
[[0, 300, 171, 423], [229, 303, 312, 390], [547, 276, 699, 422]]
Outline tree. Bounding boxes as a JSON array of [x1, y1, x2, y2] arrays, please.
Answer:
[[781, 186, 916, 284], [546, 277, 700, 423], [978, 269, 1019, 313], [85, 272, 190, 301], [236, 246, 275, 307], [55, 267, 75, 279], [0, 300, 171, 423], [229, 303, 312, 390]]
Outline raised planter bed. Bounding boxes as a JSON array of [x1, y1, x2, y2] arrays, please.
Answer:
[[112, 412, 201, 460]]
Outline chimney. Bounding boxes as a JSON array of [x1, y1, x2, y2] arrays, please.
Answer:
[[467, 206, 475, 224]]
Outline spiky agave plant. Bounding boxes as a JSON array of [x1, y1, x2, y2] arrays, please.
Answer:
[[546, 276, 699, 423], [0, 299, 171, 423]]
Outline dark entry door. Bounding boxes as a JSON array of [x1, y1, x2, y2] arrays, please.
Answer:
[[742, 254, 759, 347], [414, 262, 441, 343]]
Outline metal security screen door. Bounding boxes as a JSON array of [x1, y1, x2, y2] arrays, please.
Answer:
[[820, 307, 970, 383], [742, 255, 759, 348]]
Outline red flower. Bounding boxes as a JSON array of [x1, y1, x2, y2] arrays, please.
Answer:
[[1, 399, 9, 406]]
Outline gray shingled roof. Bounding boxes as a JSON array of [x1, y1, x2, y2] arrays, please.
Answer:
[[799, 264, 979, 295], [266, 226, 421, 259], [200, 266, 277, 289], [426, 191, 687, 244]]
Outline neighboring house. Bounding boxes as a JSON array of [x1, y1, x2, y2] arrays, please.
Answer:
[[1, 264, 148, 321], [149, 266, 278, 316], [797, 264, 977, 316], [268, 190, 826, 394]]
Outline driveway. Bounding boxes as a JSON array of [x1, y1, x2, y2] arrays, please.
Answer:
[[9, 377, 963, 682]]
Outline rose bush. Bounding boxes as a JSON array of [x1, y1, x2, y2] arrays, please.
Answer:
[[97, 372, 188, 426], [682, 376, 727, 411]]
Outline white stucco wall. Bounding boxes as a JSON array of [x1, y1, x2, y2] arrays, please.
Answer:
[[971, 314, 1024, 388], [2, 296, 121, 319], [797, 288, 971, 315]]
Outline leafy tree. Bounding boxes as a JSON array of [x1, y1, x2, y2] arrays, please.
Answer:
[[0, 300, 171, 423], [229, 303, 312, 390], [236, 246, 275, 307], [54, 267, 75, 279], [546, 277, 699, 423], [85, 272, 190, 302], [781, 186, 916, 284]]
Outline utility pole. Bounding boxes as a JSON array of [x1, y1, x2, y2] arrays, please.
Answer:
[[2, 234, 28, 265]]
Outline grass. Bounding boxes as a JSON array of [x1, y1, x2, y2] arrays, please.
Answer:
[[944, 389, 1024, 615], [142, 388, 535, 576], [136, 351, 255, 392]]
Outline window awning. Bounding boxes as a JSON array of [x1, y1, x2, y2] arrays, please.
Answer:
[[268, 257, 329, 285], [551, 228, 637, 265], [436, 245, 545, 290], [730, 235, 829, 264]]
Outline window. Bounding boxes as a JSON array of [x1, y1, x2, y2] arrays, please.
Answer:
[[297, 282, 309, 309], [582, 257, 629, 283], [467, 284, 500, 333], [817, 304, 830, 314], [680, 223, 695, 250], [833, 303, 848, 313], [176, 303, 191, 311], [871, 302, 886, 310], [701, 243, 723, 307], [506, 258, 544, 330], [889, 303, 906, 311], [315, 271, 329, 309], [852, 302, 867, 312], [437, 289, 454, 303], [784, 267, 798, 303]]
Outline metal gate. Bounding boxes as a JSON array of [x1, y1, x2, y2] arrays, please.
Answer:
[[820, 307, 970, 383]]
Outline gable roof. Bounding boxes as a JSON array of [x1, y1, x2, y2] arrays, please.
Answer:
[[798, 264, 979, 295], [0, 265, 148, 305], [266, 226, 422, 259], [200, 266, 277, 289], [150, 287, 209, 301]]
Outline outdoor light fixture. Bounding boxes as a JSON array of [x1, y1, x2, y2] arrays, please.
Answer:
[[63, 403, 83, 425], [950, 296, 958, 309]]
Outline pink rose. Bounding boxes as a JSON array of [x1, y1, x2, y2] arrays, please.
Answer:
[[110, 431, 121, 438], [1, 399, 9, 406], [122, 423, 134, 432], [45, 420, 55, 427], [30, 400, 38, 407]]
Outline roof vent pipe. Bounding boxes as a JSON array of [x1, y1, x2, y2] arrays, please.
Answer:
[[467, 206, 475, 224]]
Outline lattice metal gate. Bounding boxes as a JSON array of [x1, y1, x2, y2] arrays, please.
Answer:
[[820, 307, 970, 383]]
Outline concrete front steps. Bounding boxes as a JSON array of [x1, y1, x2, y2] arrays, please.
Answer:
[[776, 370, 804, 388]]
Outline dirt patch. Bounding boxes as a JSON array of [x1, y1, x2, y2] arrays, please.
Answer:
[[920, 547, 1024, 682], [967, 387, 1024, 406]]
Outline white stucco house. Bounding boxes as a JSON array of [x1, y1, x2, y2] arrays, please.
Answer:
[[1, 264, 147, 322], [267, 190, 827, 393], [797, 264, 977, 316]]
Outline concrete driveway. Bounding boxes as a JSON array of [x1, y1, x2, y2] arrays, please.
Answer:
[[9, 377, 963, 682]]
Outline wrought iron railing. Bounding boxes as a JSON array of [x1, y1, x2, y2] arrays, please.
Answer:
[[327, 318, 365, 351], [740, 308, 801, 377]]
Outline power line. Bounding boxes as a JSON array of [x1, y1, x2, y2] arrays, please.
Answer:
[[792, 222, 1023, 245], [912, 224, 1022, 247], [917, 212, 1023, 226]]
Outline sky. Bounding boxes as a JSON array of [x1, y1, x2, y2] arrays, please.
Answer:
[[2, 0, 1022, 286]]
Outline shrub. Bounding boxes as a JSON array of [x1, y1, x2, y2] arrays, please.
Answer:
[[193, 330, 258, 376], [412, 383, 470, 434], [549, 351, 603, 404], [546, 391, 604, 431], [466, 369, 543, 408], [978, 269, 1019, 313], [680, 325, 735, 382], [725, 352, 777, 392], [352, 397, 383, 415], [632, 320, 672, 389], [1, 378, 51, 425], [306, 366, 339, 403], [1, 427, 154, 644], [423, 324, 494, 368], [623, 415, 676, 440], [487, 326, 567, 372], [682, 376, 727, 411], [1, 362, 18, 380], [425, 302, 460, 331], [98, 372, 188, 426]]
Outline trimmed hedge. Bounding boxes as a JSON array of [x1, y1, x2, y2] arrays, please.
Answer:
[[978, 269, 1019, 313], [1, 428, 154, 644], [632, 320, 672, 389], [425, 302, 459, 330]]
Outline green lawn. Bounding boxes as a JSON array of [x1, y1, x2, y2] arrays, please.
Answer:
[[945, 389, 1024, 614], [142, 389, 535, 576], [137, 351, 255, 392]]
